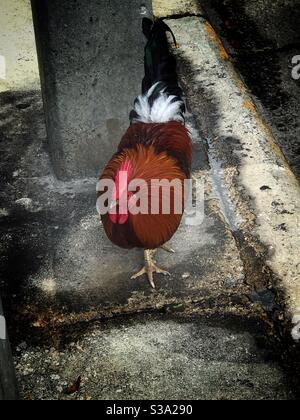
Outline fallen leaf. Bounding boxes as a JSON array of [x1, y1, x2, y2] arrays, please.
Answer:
[[64, 376, 81, 395]]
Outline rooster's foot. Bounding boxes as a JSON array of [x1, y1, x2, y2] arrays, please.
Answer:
[[160, 244, 175, 254], [131, 249, 171, 289]]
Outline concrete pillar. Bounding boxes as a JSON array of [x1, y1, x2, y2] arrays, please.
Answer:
[[31, 0, 152, 180]]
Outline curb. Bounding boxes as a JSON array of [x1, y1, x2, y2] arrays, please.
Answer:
[[158, 11, 300, 341], [0, 298, 19, 400]]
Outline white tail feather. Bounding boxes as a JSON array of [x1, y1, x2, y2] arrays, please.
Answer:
[[131, 82, 185, 124]]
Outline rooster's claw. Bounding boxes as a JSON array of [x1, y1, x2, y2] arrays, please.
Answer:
[[131, 249, 171, 288]]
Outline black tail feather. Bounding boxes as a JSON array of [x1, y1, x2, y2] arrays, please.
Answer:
[[142, 18, 183, 99]]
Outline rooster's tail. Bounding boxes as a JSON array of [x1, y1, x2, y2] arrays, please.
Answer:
[[130, 18, 185, 125]]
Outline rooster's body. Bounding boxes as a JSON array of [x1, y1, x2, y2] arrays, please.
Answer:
[[99, 19, 192, 288]]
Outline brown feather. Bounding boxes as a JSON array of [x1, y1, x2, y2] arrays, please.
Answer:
[[119, 122, 192, 177], [99, 122, 192, 250]]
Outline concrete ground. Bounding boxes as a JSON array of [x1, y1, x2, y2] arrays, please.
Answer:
[[0, 0, 300, 400], [14, 314, 291, 400], [0, 0, 40, 93]]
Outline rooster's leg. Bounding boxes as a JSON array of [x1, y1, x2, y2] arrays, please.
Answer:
[[131, 249, 171, 289]]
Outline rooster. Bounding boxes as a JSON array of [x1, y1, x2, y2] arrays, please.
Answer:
[[98, 18, 192, 288]]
